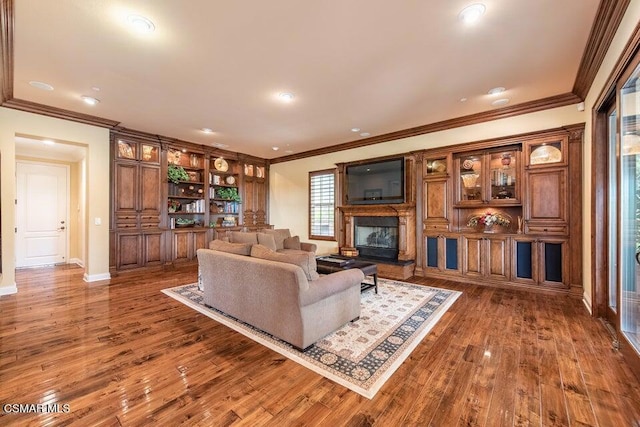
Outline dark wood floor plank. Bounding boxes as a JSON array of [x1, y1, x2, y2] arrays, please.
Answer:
[[0, 265, 639, 426]]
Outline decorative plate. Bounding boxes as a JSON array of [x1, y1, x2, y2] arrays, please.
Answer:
[[462, 159, 474, 170], [256, 167, 264, 178], [225, 175, 236, 185], [431, 160, 446, 173], [530, 145, 561, 165], [214, 157, 229, 172]]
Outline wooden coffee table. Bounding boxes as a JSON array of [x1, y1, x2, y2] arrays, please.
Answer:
[[316, 256, 378, 293]]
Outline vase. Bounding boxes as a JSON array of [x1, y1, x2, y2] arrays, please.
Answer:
[[483, 223, 495, 233]]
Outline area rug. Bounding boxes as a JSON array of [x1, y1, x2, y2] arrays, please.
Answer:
[[162, 279, 461, 399]]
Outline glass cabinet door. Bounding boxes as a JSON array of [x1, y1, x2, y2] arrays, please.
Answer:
[[489, 148, 520, 203], [458, 154, 483, 204]]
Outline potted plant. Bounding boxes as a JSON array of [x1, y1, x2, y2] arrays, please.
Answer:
[[217, 187, 241, 202], [168, 164, 189, 184]]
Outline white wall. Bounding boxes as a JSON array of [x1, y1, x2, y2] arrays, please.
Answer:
[[0, 108, 111, 294]]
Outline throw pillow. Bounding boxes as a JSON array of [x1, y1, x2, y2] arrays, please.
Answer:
[[263, 229, 291, 251], [257, 233, 277, 251], [230, 231, 258, 245], [283, 235, 301, 250], [251, 244, 319, 281], [209, 239, 252, 256]]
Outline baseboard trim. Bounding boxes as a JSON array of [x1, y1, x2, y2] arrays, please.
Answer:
[[0, 283, 18, 296], [69, 258, 85, 267], [83, 273, 111, 283], [582, 296, 593, 315]]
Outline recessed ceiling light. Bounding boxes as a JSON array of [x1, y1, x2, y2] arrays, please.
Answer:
[[29, 81, 54, 91], [42, 139, 55, 146], [491, 98, 510, 107], [81, 95, 100, 106], [278, 92, 294, 102], [213, 142, 229, 149], [360, 132, 371, 137], [351, 127, 361, 132], [488, 87, 506, 95], [272, 146, 280, 151], [458, 3, 486, 24], [201, 128, 213, 134], [460, 97, 468, 102], [127, 14, 155, 33]]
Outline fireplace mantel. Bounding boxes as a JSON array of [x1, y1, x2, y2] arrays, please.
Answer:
[[338, 203, 416, 263]]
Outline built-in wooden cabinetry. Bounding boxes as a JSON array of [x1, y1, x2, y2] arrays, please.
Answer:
[[111, 137, 164, 270], [416, 124, 583, 294], [241, 161, 269, 228], [110, 130, 270, 272]]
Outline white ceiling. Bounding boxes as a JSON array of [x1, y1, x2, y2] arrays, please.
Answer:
[[12, 1, 600, 159]]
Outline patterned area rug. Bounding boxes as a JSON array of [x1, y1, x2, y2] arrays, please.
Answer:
[[162, 279, 461, 399]]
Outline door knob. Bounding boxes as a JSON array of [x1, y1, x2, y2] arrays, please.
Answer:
[[59, 226, 66, 230]]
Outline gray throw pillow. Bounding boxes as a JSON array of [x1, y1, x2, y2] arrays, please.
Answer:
[[263, 229, 291, 251], [209, 239, 252, 256], [283, 236, 301, 250], [251, 244, 319, 281]]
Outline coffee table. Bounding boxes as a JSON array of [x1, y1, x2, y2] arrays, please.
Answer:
[[316, 256, 378, 293]]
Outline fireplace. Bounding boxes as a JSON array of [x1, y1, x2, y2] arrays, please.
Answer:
[[354, 217, 399, 261]]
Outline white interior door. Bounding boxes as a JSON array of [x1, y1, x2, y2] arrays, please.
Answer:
[[16, 162, 69, 267]]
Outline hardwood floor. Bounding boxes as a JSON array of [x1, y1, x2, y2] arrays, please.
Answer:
[[1, 264, 639, 426]]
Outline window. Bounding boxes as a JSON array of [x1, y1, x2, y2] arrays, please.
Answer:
[[309, 169, 336, 240]]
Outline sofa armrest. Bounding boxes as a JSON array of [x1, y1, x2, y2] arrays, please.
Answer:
[[300, 269, 364, 306], [300, 242, 317, 253]]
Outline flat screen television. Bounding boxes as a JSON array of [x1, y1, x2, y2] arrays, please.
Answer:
[[346, 158, 405, 205]]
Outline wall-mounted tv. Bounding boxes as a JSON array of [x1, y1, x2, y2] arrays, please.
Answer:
[[346, 157, 405, 205]]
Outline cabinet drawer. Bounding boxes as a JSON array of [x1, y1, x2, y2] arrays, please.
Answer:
[[524, 224, 567, 235], [116, 223, 138, 229], [116, 215, 137, 228], [140, 215, 160, 226], [424, 223, 449, 232]]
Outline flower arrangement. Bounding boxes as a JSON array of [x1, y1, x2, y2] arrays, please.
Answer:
[[467, 211, 511, 228], [168, 200, 181, 213]]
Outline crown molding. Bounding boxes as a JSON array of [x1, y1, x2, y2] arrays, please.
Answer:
[[0, 0, 13, 104], [573, 0, 630, 99], [2, 98, 120, 128], [271, 92, 581, 164]]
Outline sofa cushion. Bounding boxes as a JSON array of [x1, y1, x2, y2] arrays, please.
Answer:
[[263, 229, 291, 250], [209, 239, 252, 256], [251, 244, 319, 281], [230, 231, 259, 245], [257, 233, 277, 251], [283, 235, 301, 250]]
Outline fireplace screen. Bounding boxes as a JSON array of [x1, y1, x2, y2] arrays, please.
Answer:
[[355, 226, 398, 249], [353, 216, 400, 260]]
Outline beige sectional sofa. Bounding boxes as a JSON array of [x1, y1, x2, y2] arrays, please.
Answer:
[[197, 235, 364, 350], [220, 229, 317, 254]]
